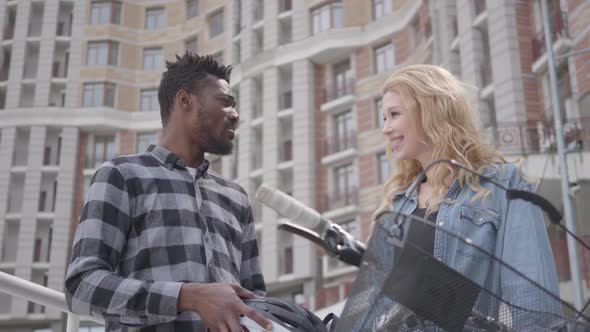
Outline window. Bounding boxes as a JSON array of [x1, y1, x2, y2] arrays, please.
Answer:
[[334, 111, 354, 151], [89, 135, 116, 169], [377, 152, 389, 184], [136, 132, 158, 153], [90, 1, 121, 25], [334, 60, 352, 98], [334, 163, 356, 205], [253, 28, 264, 54], [145, 7, 165, 30], [185, 36, 198, 53], [253, 0, 263, 22], [209, 10, 224, 38], [234, 0, 242, 35], [140, 89, 158, 112], [83, 82, 115, 107], [374, 43, 394, 73], [87, 41, 118, 66], [278, 19, 292, 45], [375, 97, 383, 128], [143, 48, 163, 70], [279, 0, 292, 13], [373, 0, 392, 20], [233, 40, 241, 64], [311, 1, 343, 35], [186, 0, 199, 19]]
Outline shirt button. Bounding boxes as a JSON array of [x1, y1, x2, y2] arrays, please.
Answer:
[[438, 221, 444, 227]]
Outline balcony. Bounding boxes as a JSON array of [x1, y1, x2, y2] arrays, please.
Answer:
[[56, 21, 71, 37], [532, 10, 570, 60], [324, 187, 358, 212], [487, 117, 589, 155], [324, 131, 356, 156], [322, 78, 354, 104]]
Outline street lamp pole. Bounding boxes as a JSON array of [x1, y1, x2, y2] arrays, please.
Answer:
[[540, 0, 584, 310]]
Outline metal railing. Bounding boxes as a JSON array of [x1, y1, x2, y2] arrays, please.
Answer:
[[532, 10, 569, 59], [0, 271, 104, 332], [324, 131, 357, 156], [484, 117, 589, 155], [322, 77, 355, 103], [323, 186, 359, 212]]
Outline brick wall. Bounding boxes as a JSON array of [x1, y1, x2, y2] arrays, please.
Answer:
[[119, 129, 137, 155]]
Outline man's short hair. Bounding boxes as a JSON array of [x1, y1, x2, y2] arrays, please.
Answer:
[[158, 52, 233, 127]]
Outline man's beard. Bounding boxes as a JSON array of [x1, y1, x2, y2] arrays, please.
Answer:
[[206, 134, 233, 155]]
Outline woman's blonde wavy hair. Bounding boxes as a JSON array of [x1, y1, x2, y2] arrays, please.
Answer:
[[374, 64, 505, 219]]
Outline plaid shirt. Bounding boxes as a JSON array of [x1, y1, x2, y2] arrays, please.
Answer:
[[65, 145, 265, 331]]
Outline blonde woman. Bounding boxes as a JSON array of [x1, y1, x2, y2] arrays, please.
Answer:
[[376, 64, 559, 328]]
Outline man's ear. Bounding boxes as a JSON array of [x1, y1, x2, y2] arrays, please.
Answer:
[[176, 89, 192, 110]]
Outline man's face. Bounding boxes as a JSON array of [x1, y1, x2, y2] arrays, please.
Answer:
[[192, 77, 239, 155]]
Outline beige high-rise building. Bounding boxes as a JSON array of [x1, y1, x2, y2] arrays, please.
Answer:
[[0, 0, 588, 331]]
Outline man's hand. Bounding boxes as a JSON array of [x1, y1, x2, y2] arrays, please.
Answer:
[[177, 283, 273, 332]]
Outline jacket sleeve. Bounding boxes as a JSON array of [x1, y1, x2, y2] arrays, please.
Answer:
[[500, 181, 561, 327], [64, 163, 183, 327]]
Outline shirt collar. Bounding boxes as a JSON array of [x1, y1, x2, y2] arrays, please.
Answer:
[[146, 144, 210, 177]]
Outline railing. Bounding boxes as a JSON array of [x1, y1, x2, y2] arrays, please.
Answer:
[[324, 131, 357, 156], [0, 271, 104, 332], [56, 21, 71, 37], [485, 117, 589, 155], [532, 10, 569, 60], [324, 186, 358, 211], [322, 78, 355, 103]]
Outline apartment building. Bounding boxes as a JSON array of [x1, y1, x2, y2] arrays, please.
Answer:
[[0, 0, 588, 331]]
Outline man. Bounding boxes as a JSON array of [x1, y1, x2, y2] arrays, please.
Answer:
[[65, 53, 273, 332]]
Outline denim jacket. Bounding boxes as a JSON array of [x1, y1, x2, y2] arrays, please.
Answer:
[[390, 163, 560, 324]]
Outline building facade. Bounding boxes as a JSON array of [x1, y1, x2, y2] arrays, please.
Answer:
[[0, 0, 588, 331]]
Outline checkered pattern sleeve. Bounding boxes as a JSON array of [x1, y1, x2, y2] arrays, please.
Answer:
[[64, 162, 183, 327], [239, 205, 266, 296]]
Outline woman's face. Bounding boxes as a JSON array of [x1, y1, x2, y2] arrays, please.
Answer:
[[381, 90, 434, 167]]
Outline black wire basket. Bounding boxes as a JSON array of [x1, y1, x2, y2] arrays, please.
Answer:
[[335, 211, 590, 332]]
